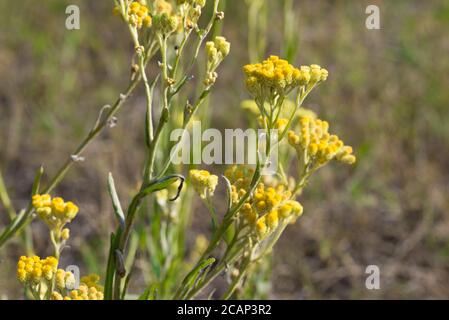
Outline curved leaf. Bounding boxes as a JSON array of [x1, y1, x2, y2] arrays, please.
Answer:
[[139, 174, 185, 200], [107, 173, 125, 229]]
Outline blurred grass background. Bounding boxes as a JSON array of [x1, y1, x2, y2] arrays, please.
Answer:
[[1, 0, 449, 299]]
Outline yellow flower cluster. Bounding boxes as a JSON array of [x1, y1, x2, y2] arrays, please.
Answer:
[[153, 11, 180, 34], [224, 165, 255, 204], [241, 183, 303, 238], [51, 273, 104, 300], [32, 194, 79, 239], [52, 284, 104, 301], [80, 274, 104, 291], [17, 255, 58, 284], [55, 269, 76, 290], [206, 37, 231, 61], [224, 166, 303, 239], [204, 36, 231, 86], [115, 1, 152, 29], [243, 56, 328, 99], [189, 170, 219, 200], [288, 116, 356, 166]]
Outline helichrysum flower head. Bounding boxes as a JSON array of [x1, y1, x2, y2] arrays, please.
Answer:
[[51, 273, 104, 300], [32, 194, 79, 240], [204, 36, 231, 86], [225, 166, 303, 240], [224, 165, 255, 204], [256, 217, 268, 238], [243, 182, 303, 240], [153, 12, 180, 34], [243, 56, 328, 106], [53, 284, 104, 300], [80, 273, 104, 291], [243, 56, 301, 100], [189, 170, 218, 200], [115, 1, 152, 29], [17, 255, 58, 285], [55, 269, 76, 290], [288, 116, 356, 168]]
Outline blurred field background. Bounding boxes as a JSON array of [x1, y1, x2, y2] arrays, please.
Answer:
[[1, 0, 449, 299]]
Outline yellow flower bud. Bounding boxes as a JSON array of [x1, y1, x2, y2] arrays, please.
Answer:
[[291, 201, 303, 217], [143, 16, 152, 28], [56, 269, 66, 289], [256, 218, 268, 238], [214, 36, 231, 57], [64, 201, 79, 220], [189, 169, 219, 200], [279, 204, 293, 218], [61, 228, 70, 241], [17, 269, 27, 283], [267, 210, 279, 229]]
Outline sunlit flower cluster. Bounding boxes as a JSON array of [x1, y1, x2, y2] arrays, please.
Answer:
[[17, 255, 58, 285], [51, 273, 104, 300], [224, 165, 255, 204], [241, 183, 303, 239], [52, 285, 104, 300], [55, 269, 76, 290], [153, 10, 180, 34], [81, 274, 104, 291], [243, 56, 328, 102], [243, 56, 301, 98], [288, 116, 356, 167], [189, 169, 219, 200], [32, 194, 78, 241], [114, 1, 153, 29], [205, 37, 231, 86], [17, 195, 85, 299], [224, 166, 303, 239]]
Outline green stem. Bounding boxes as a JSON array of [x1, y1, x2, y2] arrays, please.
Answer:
[[110, 0, 223, 299], [175, 135, 271, 299], [221, 255, 251, 300], [141, 54, 154, 143]]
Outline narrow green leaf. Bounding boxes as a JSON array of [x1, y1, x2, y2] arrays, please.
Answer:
[[184, 257, 216, 288], [138, 283, 159, 300], [104, 232, 117, 300], [139, 174, 185, 200], [107, 173, 125, 229], [145, 75, 160, 148], [31, 166, 44, 196], [222, 175, 232, 212]]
